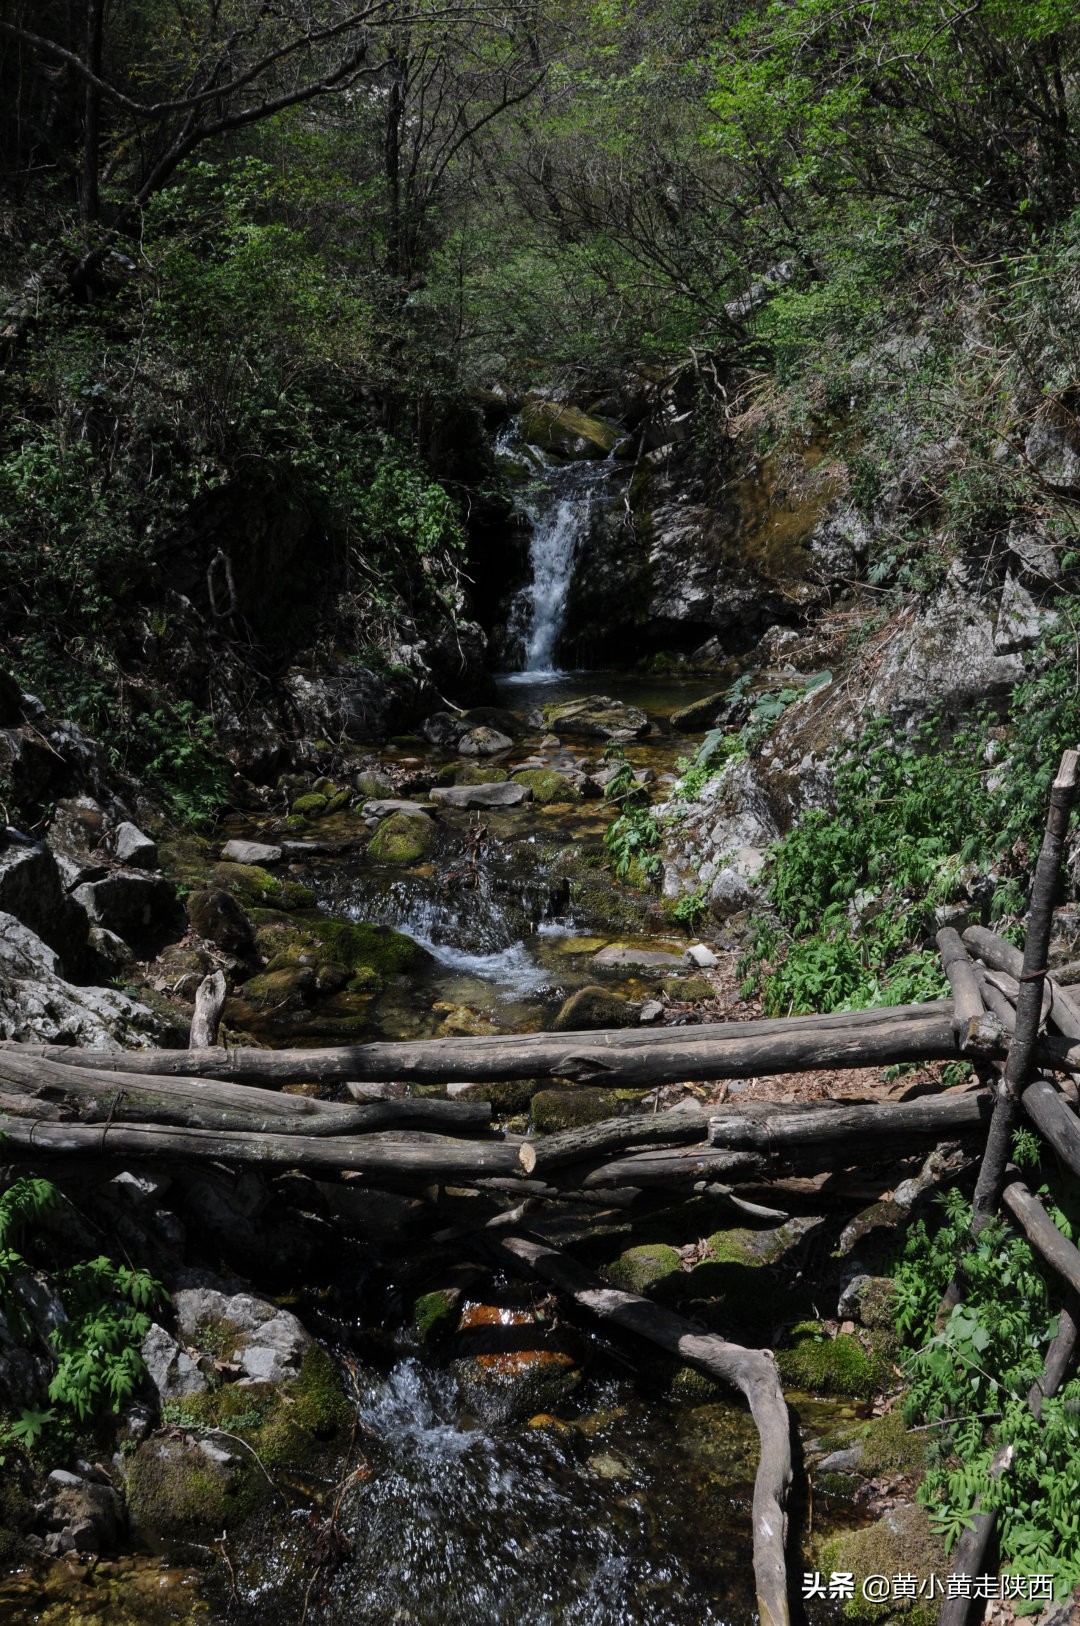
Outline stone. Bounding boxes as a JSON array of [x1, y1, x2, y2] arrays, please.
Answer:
[[806, 501, 869, 583], [457, 725, 514, 756], [590, 945, 684, 972], [451, 1299, 583, 1425], [367, 810, 436, 863], [1025, 417, 1080, 492], [185, 888, 256, 956], [551, 985, 634, 1031], [141, 1323, 209, 1402], [38, 1474, 123, 1556], [87, 924, 134, 972], [220, 839, 284, 866], [519, 395, 621, 459], [73, 872, 177, 946], [361, 799, 434, 819], [510, 768, 582, 804], [110, 821, 159, 868], [429, 781, 532, 809], [685, 943, 718, 969], [0, 844, 88, 972], [994, 571, 1053, 654], [0, 911, 170, 1049], [420, 711, 470, 748], [669, 691, 728, 731], [172, 1281, 313, 1386], [707, 849, 766, 917], [640, 999, 664, 1022], [46, 795, 107, 860], [539, 695, 650, 741]]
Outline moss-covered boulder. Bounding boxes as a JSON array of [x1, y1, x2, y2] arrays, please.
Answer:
[[777, 1320, 895, 1399], [238, 965, 317, 1012], [436, 762, 508, 787], [209, 861, 315, 912], [551, 985, 634, 1031], [253, 913, 425, 984], [185, 888, 256, 956], [606, 1244, 682, 1295], [454, 1078, 539, 1117], [540, 695, 649, 741], [413, 1288, 461, 1343], [291, 792, 328, 818], [520, 397, 622, 460], [511, 768, 582, 805], [662, 974, 714, 1002], [818, 1505, 947, 1622], [531, 1087, 634, 1132], [367, 810, 435, 864]]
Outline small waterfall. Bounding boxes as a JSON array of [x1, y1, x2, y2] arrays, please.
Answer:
[[499, 428, 613, 677]]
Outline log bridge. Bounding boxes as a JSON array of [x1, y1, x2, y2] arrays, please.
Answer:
[[4, 754, 1080, 1624]]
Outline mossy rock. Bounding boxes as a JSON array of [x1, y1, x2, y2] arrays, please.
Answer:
[[511, 768, 582, 805], [456, 1078, 539, 1117], [292, 792, 329, 818], [436, 763, 509, 787], [519, 397, 621, 460], [818, 1504, 947, 1622], [0, 1471, 34, 1563], [857, 1407, 927, 1480], [414, 1288, 460, 1343], [777, 1320, 894, 1399], [531, 1087, 644, 1132], [210, 861, 315, 912], [854, 1276, 898, 1332], [606, 1243, 682, 1295], [239, 965, 317, 1011], [551, 985, 633, 1031], [324, 788, 352, 815], [662, 974, 715, 1002], [125, 1435, 256, 1540], [368, 810, 436, 864], [253, 913, 424, 982]]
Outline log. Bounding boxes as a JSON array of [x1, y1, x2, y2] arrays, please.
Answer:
[[1021, 1077, 1080, 1179], [965, 925, 1080, 1041], [0, 1112, 521, 1181], [0, 1051, 492, 1138], [1002, 1180, 1080, 1298], [580, 1146, 766, 1189], [972, 964, 1017, 1032], [971, 749, 1078, 1231], [936, 929, 986, 1045], [492, 1233, 792, 1626], [189, 971, 227, 1050], [521, 1101, 709, 1175], [0, 1007, 969, 1090]]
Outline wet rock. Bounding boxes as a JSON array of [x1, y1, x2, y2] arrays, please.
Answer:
[[420, 711, 469, 748], [72, 872, 177, 948], [511, 768, 582, 804], [240, 965, 318, 1011], [435, 762, 508, 787], [460, 705, 525, 739], [0, 912, 170, 1048], [37, 1473, 124, 1557], [110, 822, 158, 868], [591, 944, 684, 972], [520, 396, 621, 460], [209, 861, 314, 912], [220, 838, 283, 866], [429, 781, 531, 809], [537, 695, 649, 741], [367, 809, 436, 863], [457, 725, 514, 756], [185, 888, 256, 956], [552, 985, 634, 1030], [451, 1299, 583, 1425], [669, 691, 750, 732], [361, 798, 434, 818]]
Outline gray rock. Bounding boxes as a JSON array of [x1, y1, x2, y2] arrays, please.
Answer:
[[429, 782, 532, 809], [172, 1282, 312, 1387], [707, 849, 766, 918], [1025, 418, 1080, 492], [0, 911, 168, 1048], [141, 1323, 209, 1402], [361, 799, 433, 819], [87, 924, 133, 972], [110, 822, 158, 868], [639, 999, 664, 1023], [538, 695, 650, 742], [994, 571, 1053, 654], [457, 725, 514, 756], [55, 852, 106, 892], [807, 502, 870, 583], [39, 1475, 123, 1556], [817, 1445, 865, 1474], [0, 844, 88, 973], [1007, 520, 1060, 583], [685, 943, 718, 969], [220, 838, 284, 866], [591, 945, 685, 972], [73, 871, 177, 944], [420, 711, 469, 748]]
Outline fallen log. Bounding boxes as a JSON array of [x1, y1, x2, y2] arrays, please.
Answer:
[[0, 1006, 969, 1090], [0, 1051, 492, 1138], [0, 1113, 520, 1181], [491, 1233, 792, 1626], [1002, 1179, 1080, 1301], [965, 924, 1080, 1041], [521, 1101, 709, 1175], [1021, 1078, 1080, 1179], [579, 1146, 767, 1189], [936, 929, 986, 1046]]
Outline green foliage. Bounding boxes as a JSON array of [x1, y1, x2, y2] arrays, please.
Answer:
[[603, 744, 661, 883], [894, 1186, 1080, 1594], [670, 885, 709, 929]]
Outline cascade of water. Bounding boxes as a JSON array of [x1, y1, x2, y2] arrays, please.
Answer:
[[499, 427, 614, 677]]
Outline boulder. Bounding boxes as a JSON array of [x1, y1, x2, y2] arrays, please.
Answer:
[[47, 795, 107, 860], [457, 725, 514, 756], [361, 799, 434, 819], [37, 1471, 124, 1557], [141, 1323, 209, 1403], [420, 711, 470, 748], [669, 691, 728, 731], [367, 810, 436, 863], [460, 706, 524, 738], [685, 943, 718, 969], [552, 985, 634, 1031], [429, 781, 532, 810], [110, 822, 159, 868], [220, 839, 284, 866], [185, 888, 256, 956], [994, 571, 1053, 654], [519, 396, 622, 460], [590, 945, 684, 972], [0, 911, 171, 1048], [0, 844, 88, 972], [510, 768, 582, 805], [72, 872, 178, 946], [172, 1280, 313, 1386], [451, 1299, 583, 1425], [538, 695, 649, 741], [707, 848, 766, 918]]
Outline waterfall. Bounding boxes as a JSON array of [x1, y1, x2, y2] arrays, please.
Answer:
[[499, 428, 611, 677]]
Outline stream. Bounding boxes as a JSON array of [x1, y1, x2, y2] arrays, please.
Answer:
[[0, 437, 862, 1625]]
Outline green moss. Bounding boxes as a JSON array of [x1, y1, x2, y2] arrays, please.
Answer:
[[292, 793, 328, 817], [437, 763, 508, 786], [210, 861, 315, 911], [606, 1243, 682, 1294], [414, 1288, 459, 1343], [662, 975, 714, 1002], [125, 1436, 259, 1538], [511, 768, 583, 805], [531, 1087, 623, 1132], [551, 985, 632, 1031], [254, 913, 423, 983], [324, 788, 352, 814], [856, 1276, 898, 1332], [368, 810, 435, 864], [777, 1320, 894, 1399], [858, 1408, 927, 1480], [818, 1505, 947, 1622], [456, 1079, 539, 1116]]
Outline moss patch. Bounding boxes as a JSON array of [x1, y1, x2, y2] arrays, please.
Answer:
[[254, 912, 424, 982], [531, 1087, 644, 1132], [368, 810, 435, 864], [292, 793, 328, 817], [210, 861, 315, 911], [511, 769, 582, 805], [437, 763, 508, 787], [414, 1288, 460, 1343], [777, 1320, 894, 1399], [456, 1079, 539, 1117], [662, 974, 715, 1002], [818, 1504, 947, 1622], [606, 1243, 682, 1294], [858, 1408, 927, 1480]]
